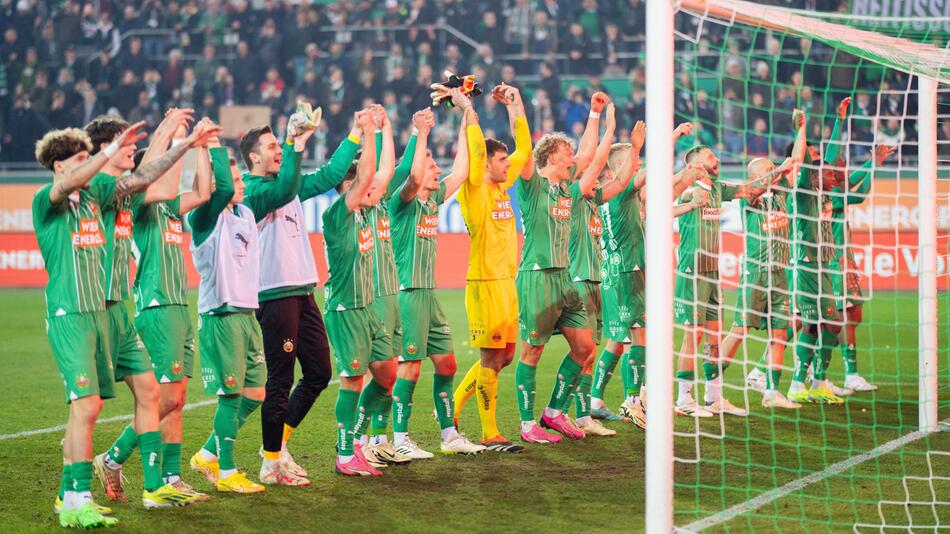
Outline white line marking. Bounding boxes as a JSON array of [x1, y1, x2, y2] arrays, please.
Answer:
[[0, 379, 341, 442], [679, 419, 950, 533]]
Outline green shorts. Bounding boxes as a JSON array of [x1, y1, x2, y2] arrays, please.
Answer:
[[674, 270, 721, 325], [516, 268, 587, 346], [829, 259, 865, 310], [574, 280, 603, 343], [325, 307, 393, 377], [601, 270, 646, 342], [794, 263, 841, 323], [372, 293, 403, 358], [106, 302, 154, 382], [46, 311, 115, 403], [135, 305, 196, 383], [198, 312, 266, 395], [398, 289, 454, 361], [733, 270, 791, 330]]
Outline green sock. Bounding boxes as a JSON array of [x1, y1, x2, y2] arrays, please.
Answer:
[[793, 332, 818, 383], [627, 345, 646, 397], [212, 396, 240, 471], [237, 397, 262, 429], [590, 349, 621, 400], [391, 378, 416, 433], [371, 394, 392, 435], [815, 329, 837, 381], [676, 370, 695, 382], [842, 343, 858, 375], [138, 431, 163, 492], [703, 360, 730, 382], [433, 373, 455, 430], [335, 389, 360, 456], [162, 443, 182, 480], [757, 347, 768, 373], [575, 374, 593, 418], [59, 463, 71, 500], [70, 461, 92, 493], [107, 424, 138, 465], [766, 369, 782, 391], [515, 361, 537, 422], [547, 355, 582, 412], [354, 379, 388, 440]]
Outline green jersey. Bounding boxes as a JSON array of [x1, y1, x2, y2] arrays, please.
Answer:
[[568, 187, 604, 282], [740, 184, 791, 273], [101, 178, 144, 303], [373, 133, 417, 297], [322, 193, 376, 311], [677, 179, 739, 273], [600, 180, 644, 278], [390, 181, 446, 289], [792, 154, 836, 264], [132, 196, 187, 310], [830, 160, 874, 264], [518, 172, 579, 271], [32, 176, 116, 316]]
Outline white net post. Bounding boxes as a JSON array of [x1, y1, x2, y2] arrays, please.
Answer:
[[917, 75, 939, 433], [644, 0, 676, 532]]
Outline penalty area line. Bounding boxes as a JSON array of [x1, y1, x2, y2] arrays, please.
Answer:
[[678, 418, 950, 533], [0, 379, 341, 442]]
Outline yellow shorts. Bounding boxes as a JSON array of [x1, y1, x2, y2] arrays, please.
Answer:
[[465, 279, 518, 349]]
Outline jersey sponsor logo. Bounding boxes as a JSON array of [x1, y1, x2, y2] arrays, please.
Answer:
[[71, 219, 105, 248], [416, 214, 439, 238], [759, 212, 790, 232], [358, 226, 375, 253], [114, 210, 133, 239], [702, 207, 721, 220], [163, 220, 183, 246], [492, 199, 514, 221], [588, 214, 603, 237], [551, 196, 572, 219], [376, 216, 391, 241]]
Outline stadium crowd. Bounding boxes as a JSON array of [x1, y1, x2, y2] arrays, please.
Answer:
[[0, 0, 931, 165]]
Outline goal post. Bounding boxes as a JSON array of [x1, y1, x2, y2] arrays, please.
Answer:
[[918, 75, 938, 434]]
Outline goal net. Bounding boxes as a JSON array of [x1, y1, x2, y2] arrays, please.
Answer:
[[663, 1, 950, 530]]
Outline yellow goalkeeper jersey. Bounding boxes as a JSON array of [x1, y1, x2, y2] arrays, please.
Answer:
[[459, 117, 531, 281]]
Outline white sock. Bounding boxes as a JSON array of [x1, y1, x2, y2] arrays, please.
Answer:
[[440, 426, 458, 443], [543, 407, 561, 419], [370, 434, 388, 446], [199, 448, 217, 461], [705, 375, 723, 403], [393, 432, 408, 446], [103, 454, 122, 470], [357, 435, 368, 446], [164, 474, 181, 484], [576, 415, 593, 426], [219, 468, 237, 479], [748, 368, 764, 379], [590, 397, 606, 410], [788, 380, 805, 394], [764, 389, 778, 400], [677, 381, 692, 403], [520, 420, 536, 433], [811, 378, 825, 390], [63, 491, 83, 509], [625, 395, 636, 404], [261, 458, 279, 470], [337, 454, 354, 463]]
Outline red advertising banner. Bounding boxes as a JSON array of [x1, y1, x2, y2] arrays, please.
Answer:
[[2, 232, 946, 290]]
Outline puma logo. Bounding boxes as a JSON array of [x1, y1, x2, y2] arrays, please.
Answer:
[[234, 232, 249, 250], [284, 214, 299, 232]]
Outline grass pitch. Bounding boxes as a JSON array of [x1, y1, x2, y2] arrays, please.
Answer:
[[0, 288, 946, 533]]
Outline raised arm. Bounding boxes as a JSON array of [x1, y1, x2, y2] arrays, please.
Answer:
[[672, 164, 705, 200], [673, 188, 708, 218], [573, 91, 608, 176], [441, 89, 475, 199], [48, 121, 148, 204], [115, 120, 221, 199], [600, 120, 645, 202], [299, 111, 362, 201], [188, 145, 236, 245], [177, 118, 216, 215], [367, 106, 396, 205], [399, 113, 431, 204], [143, 108, 195, 203], [824, 97, 850, 165], [385, 109, 428, 199], [344, 110, 378, 212], [577, 103, 617, 199], [494, 84, 534, 183], [464, 112, 487, 191], [844, 144, 893, 205]]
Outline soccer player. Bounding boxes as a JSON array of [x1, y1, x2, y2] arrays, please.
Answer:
[[451, 83, 531, 453], [244, 106, 361, 480], [513, 92, 611, 444], [389, 88, 485, 457], [363, 107, 433, 467], [87, 110, 219, 507], [32, 122, 157, 527], [561, 117, 646, 437], [590, 122, 702, 425], [717, 110, 806, 409], [323, 108, 393, 476]]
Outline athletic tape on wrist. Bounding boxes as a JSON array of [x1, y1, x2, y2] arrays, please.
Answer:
[[103, 142, 119, 158]]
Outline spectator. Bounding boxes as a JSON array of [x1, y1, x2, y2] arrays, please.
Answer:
[[562, 86, 590, 132], [256, 17, 283, 69], [162, 50, 185, 97], [113, 70, 143, 115], [539, 61, 562, 108], [474, 11, 506, 58], [527, 11, 558, 58], [211, 65, 234, 106], [564, 23, 592, 74], [48, 89, 80, 129], [505, 0, 532, 53], [602, 23, 626, 77], [28, 70, 52, 115], [88, 49, 119, 92], [78, 82, 105, 125], [471, 44, 502, 86], [178, 67, 200, 109], [576, 0, 603, 37], [1, 96, 48, 162], [193, 44, 219, 85], [118, 37, 148, 78], [296, 70, 328, 108], [260, 67, 286, 111], [746, 117, 770, 157]]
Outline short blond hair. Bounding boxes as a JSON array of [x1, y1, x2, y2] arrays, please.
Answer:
[[533, 133, 573, 169], [35, 128, 93, 170], [608, 142, 632, 173]]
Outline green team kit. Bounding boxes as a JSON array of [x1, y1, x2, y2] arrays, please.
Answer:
[[568, 188, 605, 342], [389, 181, 453, 359], [600, 180, 646, 341], [33, 176, 118, 402], [516, 172, 587, 345]]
